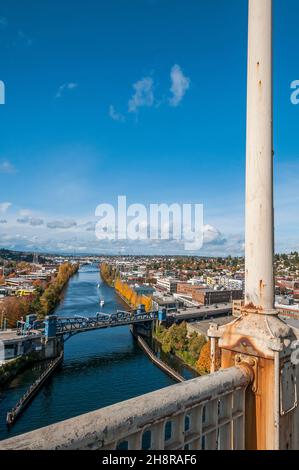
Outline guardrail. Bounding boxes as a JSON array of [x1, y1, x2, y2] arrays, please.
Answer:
[[0, 366, 251, 450]]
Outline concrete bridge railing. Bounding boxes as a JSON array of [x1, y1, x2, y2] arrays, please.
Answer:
[[0, 366, 251, 450]]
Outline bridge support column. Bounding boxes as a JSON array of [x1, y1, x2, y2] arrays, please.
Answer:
[[131, 323, 152, 338], [209, 0, 299, 450], [43, 315, 63, 359]]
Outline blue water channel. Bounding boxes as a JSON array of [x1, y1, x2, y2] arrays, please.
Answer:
[[0, 265, 194, 441]]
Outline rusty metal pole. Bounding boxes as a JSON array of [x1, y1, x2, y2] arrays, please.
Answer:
[[208, 0, 299, 450], [245, 0, 275, 314], [210, 337, 216, 374]]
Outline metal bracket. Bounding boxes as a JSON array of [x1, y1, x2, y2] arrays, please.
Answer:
[[235, 354, 258, 393], [280, 362, 298, 416]]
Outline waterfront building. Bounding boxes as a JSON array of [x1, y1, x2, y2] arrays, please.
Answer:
[[177, 282, 207, 297], [193, 288, 243, 305], [152, 293, 184, 313], [219, 276, 245, 291], [156, 277, 179, 293]]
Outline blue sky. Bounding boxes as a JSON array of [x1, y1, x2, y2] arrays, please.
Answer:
[[0, 0, 298, 255]]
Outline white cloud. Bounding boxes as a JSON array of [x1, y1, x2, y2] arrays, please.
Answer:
[[17, 216, 44, 226], [19, 209, 32, 217], [0, 160, 16, 173], [30, 218, 44, 226], [128, 77, 154, 113], [109, 105, 125, 122], [47, 219, 77, 229], [0, 202, 12, 214], [0, 222, 244, 255], [56, 82, 78, 98], [169, 64, 190, 107], [16, 216, 30, 224], [203, 224, 226, 245], [79, 221, 96, 232]]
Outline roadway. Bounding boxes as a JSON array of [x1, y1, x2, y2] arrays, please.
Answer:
[[56, 304, 233, 337], [170, 303, 232, 321], [55, 312, 158, 338]]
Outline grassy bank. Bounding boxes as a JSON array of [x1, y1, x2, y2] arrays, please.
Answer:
[[154, 322, 221, 375]]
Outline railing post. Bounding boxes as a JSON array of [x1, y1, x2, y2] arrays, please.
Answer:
[[210, 337, 216, 374], [208, 323, 221, 374], [150, 422, 165, 450], [212, 0, 299, 450]]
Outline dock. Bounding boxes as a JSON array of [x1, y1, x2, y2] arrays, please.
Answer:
[[6, 352, 63, 427]]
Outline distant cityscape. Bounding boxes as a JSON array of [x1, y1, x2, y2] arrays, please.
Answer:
[[1, 0, 299, 454], [1, 249, 299, 334]]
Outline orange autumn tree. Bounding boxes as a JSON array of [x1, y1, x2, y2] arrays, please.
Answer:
[[141, 294, 152, 312], [196, 340, 221, 375], [114, 279, 152, 312], [131, 291, 138, 307], [2, 296, 32, 328], [100, 263, 118, 286]]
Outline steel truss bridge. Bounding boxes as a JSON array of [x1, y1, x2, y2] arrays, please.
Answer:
[[55, 311, 159, 341]]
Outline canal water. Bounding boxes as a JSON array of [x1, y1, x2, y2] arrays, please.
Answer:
[[0, 266, 194, 441]]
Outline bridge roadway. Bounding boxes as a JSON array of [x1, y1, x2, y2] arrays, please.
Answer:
[[55, 304, 233, 339], [170, 303, 232, 322], [55, 311, 158, 339]]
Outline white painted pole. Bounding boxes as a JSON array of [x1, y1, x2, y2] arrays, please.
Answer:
[[245, 0, 275, 313]]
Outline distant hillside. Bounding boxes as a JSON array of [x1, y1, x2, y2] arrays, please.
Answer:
[[0, 249, 46, 263]]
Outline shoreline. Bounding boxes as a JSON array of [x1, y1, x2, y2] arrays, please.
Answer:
[[100, 267, 200, 379], [41, 263, 79, 319], [133, 333, 185, 383], [0, 354, 40, 389], [99, 270, 133, 311], [152, 332, 201, 377], [114, 290, 134, 311], [0, 266, 79, 388]]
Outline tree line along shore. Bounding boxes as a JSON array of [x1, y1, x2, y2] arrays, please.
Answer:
[[100, 262, 221, 375], [1, 262, 79, 328], [154, 322, 221, 375], [100, 263, 153, 312]]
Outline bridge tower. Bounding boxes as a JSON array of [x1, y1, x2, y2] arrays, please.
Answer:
[[209, 0, 299, 450], [43, 315, 63, 359]]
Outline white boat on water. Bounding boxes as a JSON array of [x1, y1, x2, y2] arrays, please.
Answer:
[[99, 299, 105, 307], [97, 283, 100, 288]]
